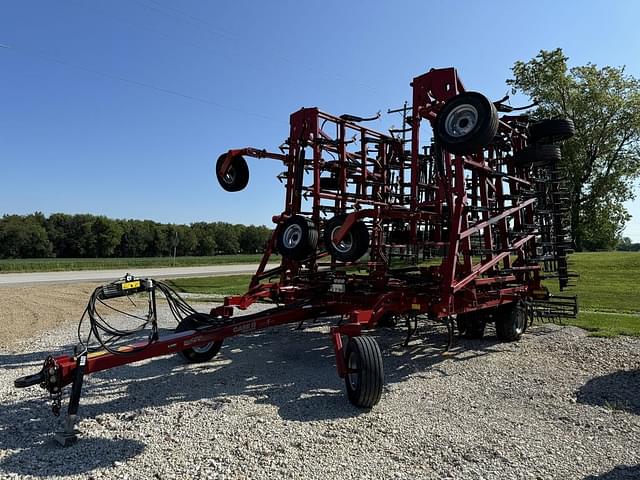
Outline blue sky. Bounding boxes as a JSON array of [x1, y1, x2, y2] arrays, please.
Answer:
[[2, 0, 640, 239]]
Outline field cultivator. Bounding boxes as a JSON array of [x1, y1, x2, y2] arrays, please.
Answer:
[[16, 67, 578, 445]]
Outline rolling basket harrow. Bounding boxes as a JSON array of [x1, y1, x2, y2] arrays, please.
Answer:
[[16, 67, 578, 445]]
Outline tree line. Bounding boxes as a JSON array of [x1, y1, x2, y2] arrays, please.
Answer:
[[0, 212, 272, 259]]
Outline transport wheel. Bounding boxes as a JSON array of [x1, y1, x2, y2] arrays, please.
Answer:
[[176, 313, 223, 363], [512, 144, 561, 167], [377, 312, 399, 328], [495, 302, 526, 342], [216, 153, 249, 192], [456, 313, 485, 339], [344, 336, 384, 408], [324, 214, 370, 262], [528, 118, 575, 143], [434, 92, 499, 155], [276, 215, 318, 261]]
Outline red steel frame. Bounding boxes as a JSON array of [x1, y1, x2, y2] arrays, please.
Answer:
[[19, 68, 561, 429], [221, 67, 544, 324]]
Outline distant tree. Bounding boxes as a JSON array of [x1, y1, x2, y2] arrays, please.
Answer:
[[191, 222, 217, 256], [91, 216, 123, 257], [0, 214, 53, 258], [213, 222, 240, 254], [2, 212, 271, 259], [46, 213, 74, 257], [240, 225, 272, 253], [508, 48, 640, 250], [617, 236, 640, 251]]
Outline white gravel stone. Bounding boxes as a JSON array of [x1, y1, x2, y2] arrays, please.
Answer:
[[0, 304, 639, 479]]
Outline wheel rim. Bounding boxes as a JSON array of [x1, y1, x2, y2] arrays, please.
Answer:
[[347, 352, 360, 390], [331, 226, 353, 253], [192, 342, 214, 353], [282, 224, 303, 249], [444, 104, 479, 137], [514, 309, 525, 334], [222, 165, 236, 185]]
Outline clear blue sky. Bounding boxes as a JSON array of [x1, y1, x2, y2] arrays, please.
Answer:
[[2, 1, 640, 239]]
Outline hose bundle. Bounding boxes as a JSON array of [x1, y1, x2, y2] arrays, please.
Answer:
[[76, 278, 203, 355]]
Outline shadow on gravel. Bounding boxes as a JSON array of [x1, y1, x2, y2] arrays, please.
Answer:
[[0, 397, 145, 477], [0, 350, 67, 371], [584, 464, 640, 479], [577, 369, 640, 415], [1, 318, 508, 473]]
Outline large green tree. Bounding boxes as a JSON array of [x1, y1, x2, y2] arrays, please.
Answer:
[[507, 48, 640, 250]]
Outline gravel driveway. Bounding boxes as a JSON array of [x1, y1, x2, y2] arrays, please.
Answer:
[[0, 303, 638, 480]]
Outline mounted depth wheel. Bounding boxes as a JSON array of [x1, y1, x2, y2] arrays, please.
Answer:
[[319, 175, 341, 190], [495, 302, 526, 342], [216, 153, 249, 192], [344, 336, 384, 408], [529, 118, 575, 143], [276, 215, 318, 261], [324, 214, 370, 262], [456, 313, 486, 339], [176, 313, 223, 363], [434, 91, 499, 155], [513, 144, 561, 167]]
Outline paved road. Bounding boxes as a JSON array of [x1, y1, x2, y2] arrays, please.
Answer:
[[0, 263, 278, 287]]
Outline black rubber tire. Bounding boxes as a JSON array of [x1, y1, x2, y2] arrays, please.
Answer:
[[276, 215, 318, 261], [344, 336, 384, 408], [377, 312, 399, 328], [216, 153, 249, 192], [513, 144, 561, 167], [495, 302, 526, 342], [324, 215, 370, 262], [529, 118, 575, 143], [434, 92, 499, 155], [176, 313, 223, 363], [319, 175, 341, 190], [457, 313, 486, 339]]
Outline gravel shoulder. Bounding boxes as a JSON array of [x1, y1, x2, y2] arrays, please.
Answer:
[[0, 287, 639, 480]]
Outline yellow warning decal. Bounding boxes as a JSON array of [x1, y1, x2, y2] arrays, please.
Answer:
[[122, 280, 141, 290], [411, 303, 421, 310]]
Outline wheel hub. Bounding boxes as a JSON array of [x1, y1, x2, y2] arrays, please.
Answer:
[[444, 104, 478, 137], [192, 342, 215, 353], [222, 165, 236, 184], [347, 353, 360, 390], [282, 224, 303, 248], [331, 226, 353, 253]]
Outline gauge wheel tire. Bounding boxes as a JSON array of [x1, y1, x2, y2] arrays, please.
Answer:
[[324, 215, 370, 262], [319, 176, 341, 190], [176, 313, 223, 363], [344, 336, 384, 408], [513, 144, 562, 167], [456, 313, 486, 339], [434, 91, 499, 155], [216, 153, 249, 192], [276, 215, 318, 261], [495, 302, 526, 342], [529, 118, 575, 143]]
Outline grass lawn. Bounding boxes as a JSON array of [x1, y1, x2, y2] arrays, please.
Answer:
[[0, 254, 265, 273], [546, 252, 640, 337], [166, 252, 640, 337], [166, 274, 252, 297]]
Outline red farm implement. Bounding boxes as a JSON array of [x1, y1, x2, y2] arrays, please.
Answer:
[[16, 67, 578, 445]]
